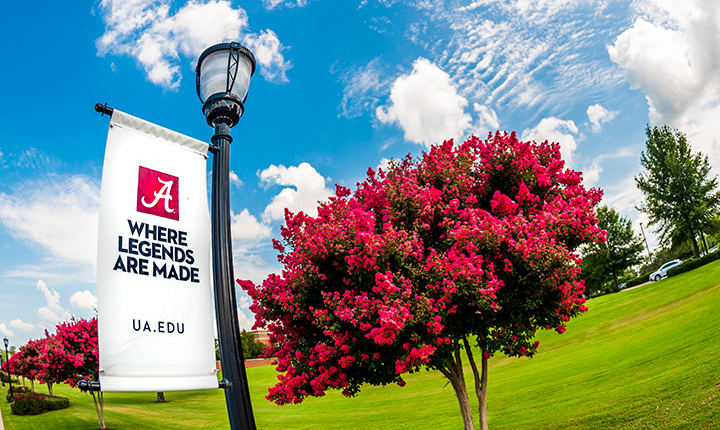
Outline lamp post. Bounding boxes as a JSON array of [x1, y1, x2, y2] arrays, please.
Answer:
[[0, 341, 5, 388], [639, 222, 651, 259], [3, 337, 12, 402], [196, 42, 257, 430]]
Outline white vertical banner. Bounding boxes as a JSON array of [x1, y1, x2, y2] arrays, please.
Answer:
[[97, 110, 218, 392]]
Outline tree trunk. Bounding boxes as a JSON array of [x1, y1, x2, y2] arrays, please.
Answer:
[[464, 338, 489, 430], [440, 342, 475, 430], [689, 225, 700, 258], [47, 382, 53, 397], [611, 268, 619, 292], [154, 392, 167, 403], [30, 379, 34, 392], [92, 390, 107, 429]]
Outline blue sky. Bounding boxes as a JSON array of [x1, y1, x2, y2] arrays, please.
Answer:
[[1, 0, 719, 347]]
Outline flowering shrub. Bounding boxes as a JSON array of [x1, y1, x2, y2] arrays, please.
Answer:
[[6, 386, 31, 402], [240, 133, 603, 428], [10, 392, 70, 415]]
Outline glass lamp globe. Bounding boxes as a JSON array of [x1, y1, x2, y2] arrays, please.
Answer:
[[196, 42, 256, 127]]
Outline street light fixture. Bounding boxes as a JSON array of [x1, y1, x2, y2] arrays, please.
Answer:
[[196, 41, 257, 430], [3, 337, 12, 402], [639, 222, 651, 259], [0, 340, 5, 388]]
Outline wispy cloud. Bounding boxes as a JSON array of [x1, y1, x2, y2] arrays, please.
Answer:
[[337, 57, 390, 119], [9, 319, 38, 333], [262, 0, 308, 11], [0, 323, 13, 337], [0, 175, 99, 268], [243, 29, 292, 84]]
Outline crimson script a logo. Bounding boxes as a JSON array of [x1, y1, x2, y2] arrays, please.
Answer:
[[136, 166, 179, 220]]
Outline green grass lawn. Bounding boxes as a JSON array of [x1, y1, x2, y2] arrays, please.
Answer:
[[2, 261, 720, 429]]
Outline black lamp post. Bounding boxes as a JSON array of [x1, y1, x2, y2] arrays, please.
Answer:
[[3, 337, 12, 402], [0, 341, 5, 388], [196, 42, 256, 430], [639, 222, 651, 259]]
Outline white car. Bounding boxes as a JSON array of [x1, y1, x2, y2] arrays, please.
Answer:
[[649, 259, 683, 282]]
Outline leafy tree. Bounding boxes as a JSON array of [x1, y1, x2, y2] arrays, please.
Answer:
[[635, 125, 720, 258], [215, 333, 265, 362], [241, 330, 265, 360], [240, 133, 603, 430], [581, 206, 644, 292]]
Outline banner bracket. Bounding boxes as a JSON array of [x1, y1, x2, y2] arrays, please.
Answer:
[[94, 103, 114, 117], [78, 380, 102, 392]]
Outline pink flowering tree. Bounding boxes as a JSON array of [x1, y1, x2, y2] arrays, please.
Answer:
[[42, 318, 99, 390], [240, 132, 604, 430]]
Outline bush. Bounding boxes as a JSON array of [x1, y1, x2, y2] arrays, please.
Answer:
[[10, 392, 70, 415], [667, 251, 720, 277], [10, 392, 44, 415], [0, 372, 19, 384], [623, 271, 654, 289], [42, 395, 71, 412], [6, 385, 31, 402]]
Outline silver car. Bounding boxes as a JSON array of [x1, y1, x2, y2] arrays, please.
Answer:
[[649, 259, 683, 282]]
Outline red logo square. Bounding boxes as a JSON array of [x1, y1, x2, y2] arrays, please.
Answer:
[[137, 166, 179, 221]]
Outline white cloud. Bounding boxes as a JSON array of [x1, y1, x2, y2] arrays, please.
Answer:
[[35, 280, 72, 325], [377, 157, 391, 172], [9, 319, 36, 333], [583, 158, 602, 187], [259, 162, 333, 222], [377, 58, 472, 147], [97, 0, 290, 88], [231, 209, 272, 242], [69, 290, 97, 310], [237, 307, 255, 332], [0, 176, 99, 268], [521, 117, 579, 167], [238, 295, 252, 309], [587, 104, 618, 133], [473, 103, 500, 134], [229, 170, 243, 189], [0, 323, 14, 337], [608, 0, 720, 127], [243, 29, 292, 84]]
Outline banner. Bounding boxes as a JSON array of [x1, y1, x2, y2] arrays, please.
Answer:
[[97, 110, 217, 392]]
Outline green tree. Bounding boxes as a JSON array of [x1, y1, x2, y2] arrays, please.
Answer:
[[215, 333, 265, 362], [581, 206, 644, 292], [635, 125, 720, 258], [240, 330, 265, 360]]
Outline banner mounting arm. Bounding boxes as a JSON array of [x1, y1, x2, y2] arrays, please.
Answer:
[[95, 103, 114, 117]]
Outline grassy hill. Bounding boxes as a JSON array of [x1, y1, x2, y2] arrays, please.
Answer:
[[2, 260, 719, 429]]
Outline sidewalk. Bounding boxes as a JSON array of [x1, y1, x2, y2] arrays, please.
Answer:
[[0, 401, 5, 430]]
